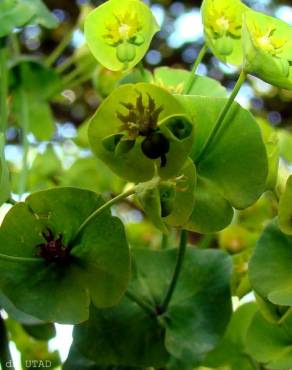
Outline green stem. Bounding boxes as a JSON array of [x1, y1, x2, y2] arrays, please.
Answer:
[[161, 234, 168, 249], [61, 58, 94, 87], [0, 38, 8, 134], [125, 291, 156, 316], [70, 187, 136, 246], [0, 314, 14, 370], [183, 43, 208, 95], [18, 86, 29, 198], [278, 307, 292, 325], [138, 61, 147, 79], [196, 69, 247, 164], [161, 230, 188, 312], [46, 28, 75, 67], [0, 253, 41, 263]]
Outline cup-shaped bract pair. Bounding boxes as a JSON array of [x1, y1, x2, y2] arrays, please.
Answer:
[[136, 159, 196, 233], [84, 0, 159, 71], [88, 83, 194, 183], [202, 0, 292, 90], [243, 10, 292, 90], [0, 188, 130, 324], [201, 0, 248, 65]]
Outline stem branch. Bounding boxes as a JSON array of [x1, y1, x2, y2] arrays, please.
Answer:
[[125, 291, 156, 316], [46, 28, 75, 67], [183, 44, 208, 95], [71, 187, 136, 245], [161, 230, 188, 312], [18, 86, 29, 198], [196, 69, 246, 164]]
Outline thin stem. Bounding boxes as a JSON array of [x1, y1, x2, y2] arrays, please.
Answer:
[[183, 43, 208, 95], [0, 314, 14, 370], [125, 291, 156, 316], [138, 61, 147, 79], [0, 253, 41, 263], [61, 58, 94, 87], [196, 69, 247, 164], [161, 230, 188, 312], [161, 234, 168, 249], [278, 307, 292, 325], [70, 187, 136, 246], [0, 37, 8, 133], [46, 28, 75, 67], [18, 86, 29, 198]]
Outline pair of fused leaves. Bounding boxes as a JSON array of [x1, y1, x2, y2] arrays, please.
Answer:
[[0, 187, 130, 324], [0, 0, 58, 37], [72, 247, 232, 369], [136, 159, 196, 234], [88, 83, 194, 183], [202, 0, 292, 90], [176, 95, 268, 233], [85, 0, 159, 71], [11, 61, 61, 141]]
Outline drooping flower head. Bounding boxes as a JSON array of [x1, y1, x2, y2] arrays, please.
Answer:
[[202, 0, 249, 65], [85, 0, 159, 71]]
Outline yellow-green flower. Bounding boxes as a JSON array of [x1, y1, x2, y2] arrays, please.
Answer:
[[85, 0, 159, 71], [243, 10, 292, 89], [202, 0, 249, 65]]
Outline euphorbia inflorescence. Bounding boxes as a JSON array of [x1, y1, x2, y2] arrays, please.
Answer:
[[36, 228, 70, 264]]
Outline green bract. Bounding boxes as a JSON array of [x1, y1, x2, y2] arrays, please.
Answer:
[[73, 248, 232, 368], [176, 96, 268, 233], [88, 83, 194, 182], [0, 188, 130, 324], [153, 67, 227, 97], [201, 0, 249, 65], [136, 159, 196, 233], [279, 175, 292, 235], [243, 10, 292, 89], [84, 0, 159, 71], [204, 303, 258, 370], [249, 220, 292, 306], [0, 0, 58, 37], [247, 311, 292, 369]]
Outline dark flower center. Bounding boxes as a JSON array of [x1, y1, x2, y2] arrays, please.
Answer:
[[36, 228, 70, 264]]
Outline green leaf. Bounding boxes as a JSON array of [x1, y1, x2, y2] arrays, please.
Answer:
[[25, 0, 59, 29], [136, 159, 196, 232], [204, 303, 258, 370], [249, 220, 292, 306], [11, 62, 61, 140], [257, 118, 279, 191], [0, 133, 10, 206], [84, 0, 159, 71], [0, 0, 35, 37], [246, 311, 292, 369], [153, 67, 227, 97], [279, 175, 292, 235], [176, 95, 268, 233], [201, 0, 249, 66], [88, 83, 194, 182], [22, 322, 56, 341], [243, 10, 292, 90], [0, 187, 130, 324], [61, 156, 125, 194], [73, 248, 232, 368]]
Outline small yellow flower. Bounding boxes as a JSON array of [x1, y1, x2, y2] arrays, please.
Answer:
[[103, 11, 142, 46], [250, 22, 287, 56], [205, 1, 242, 38]]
